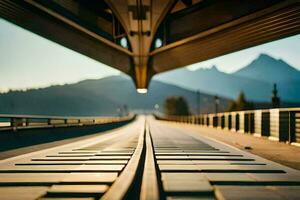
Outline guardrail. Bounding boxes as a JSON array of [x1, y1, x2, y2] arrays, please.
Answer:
[[0, 114, 135, 131], [154, 108, 300, 146]]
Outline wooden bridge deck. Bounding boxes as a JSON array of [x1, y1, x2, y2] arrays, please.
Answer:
[[0, 116, 299, 200]]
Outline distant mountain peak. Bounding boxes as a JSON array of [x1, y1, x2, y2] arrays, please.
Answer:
[[257, 53, 274, 60], [252, 54, 297, 70], [210, 65, 219, 71], [234, 53, 300, 85], [193, 65, 220, 73], [250, 53, 278, 65], [249, 53, 296, 70]]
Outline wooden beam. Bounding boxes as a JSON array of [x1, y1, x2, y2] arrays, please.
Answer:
[[0, 0, 133, 74], [150, 1, 300, 73]]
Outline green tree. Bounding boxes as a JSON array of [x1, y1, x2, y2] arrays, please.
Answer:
[[228, 100, 237, 111], [228, 92, 253, 111], [164, 96, 190, 116], [236, 92, 247, 110]]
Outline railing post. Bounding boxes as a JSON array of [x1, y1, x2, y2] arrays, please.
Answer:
[[212, 114, 217, 128], [239, 111, 245, 133], [262, 111, 270, 137], [270, 109, 280, 141], [223, 113, 227, 130], [231, 112, 236, 132], [221, 114, 225, 129], [254, 110, 262, 137], [278, 110, 291, 142], [294, 111, 300, 144], [199, 115, 202, 125], [209, 114, 213, 128], [10, 117, 15, 131], [216, 114, 220, 129], [208, 115, 210, 127], [288, 111, 295, 144], [228, 114, 232, 130], [250, 112, 255, 134], [25, 118, 29, 127], [235, 112, 240, 132], [11, 118, 24, 128]]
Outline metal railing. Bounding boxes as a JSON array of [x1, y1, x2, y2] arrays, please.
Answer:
[[0, 113, 135, 131], [154, 108, 300, 145]]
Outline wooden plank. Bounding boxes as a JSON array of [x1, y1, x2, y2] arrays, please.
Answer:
[[48, 184, 108, 194], [215, 185, 300, 200], [61, 173, 118, 184], [0, 173, 66, 184], [90, 156, 131, 160], [0, 172, 118, 184], [16, 160, 128, 165], [156, 156, 254, 161], [41, 197, 94, 200], [0, 186, 49, 200], [161, 173, 213, 195], [0, 165, 124, 172], [95, 153, 133, 156], [32, 158, 90, 161]]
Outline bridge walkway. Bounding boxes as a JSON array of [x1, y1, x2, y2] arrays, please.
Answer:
[[0, 116, 299, 200]]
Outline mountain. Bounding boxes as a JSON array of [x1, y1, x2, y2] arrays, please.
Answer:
[[155, 65, 272, 101], [0, 76, 230, 116], [234, 54, 300, 83], [1, 54, 298, 116], [155, 54, 300, 102]]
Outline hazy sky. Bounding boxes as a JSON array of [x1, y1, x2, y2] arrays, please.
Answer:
[[187, 34, 300, 72], [0, 19, 120, 92], [0, 18, 299, 92]]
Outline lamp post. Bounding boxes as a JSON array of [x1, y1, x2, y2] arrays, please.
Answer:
[[117, 107, 121, 117], [214, 95, 219, 113], [196, 90, 200, 115], [154, 104, 159, 114]]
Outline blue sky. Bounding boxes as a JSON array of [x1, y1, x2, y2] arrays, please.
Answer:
[[0, 18, 299, 92]]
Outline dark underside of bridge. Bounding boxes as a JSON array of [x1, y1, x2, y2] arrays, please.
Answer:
[[0, 0, 299, 89]]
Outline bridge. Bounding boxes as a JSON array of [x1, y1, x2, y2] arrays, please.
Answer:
[[0, 110, 299, 200], [0, 0, 299, 89], [0, 1, 300, 199]]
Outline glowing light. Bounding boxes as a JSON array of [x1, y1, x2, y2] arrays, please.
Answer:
[[155, 38, 163, 48], [137, 88, 148, 94], [120, 37, 128, 48]]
